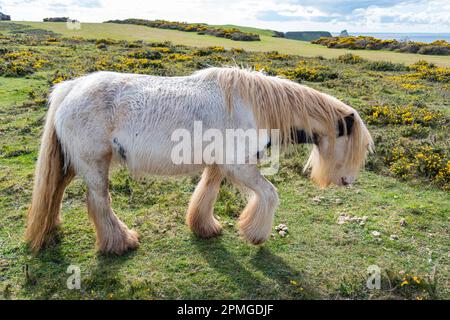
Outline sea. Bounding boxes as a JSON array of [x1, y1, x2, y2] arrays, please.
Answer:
[[330, 33, 450, 43]]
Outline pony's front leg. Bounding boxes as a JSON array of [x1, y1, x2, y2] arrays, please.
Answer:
[[83, 162, 139, 255], [186, 165, 223, 238], [224, 165, 279, 245]]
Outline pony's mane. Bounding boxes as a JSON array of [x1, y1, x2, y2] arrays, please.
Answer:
[[194, 67, 374, 184], [194, 67, 359, 141]]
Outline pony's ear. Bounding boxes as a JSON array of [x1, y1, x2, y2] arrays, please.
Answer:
[[338, 113, 354, 136]]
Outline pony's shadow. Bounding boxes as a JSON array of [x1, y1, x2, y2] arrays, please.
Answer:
[[25, 233, 137, 299], [22, 237, 70, 299], [250, 247, 319, 298], [86, 250, 138, 294], [192, 238, 319, 299]]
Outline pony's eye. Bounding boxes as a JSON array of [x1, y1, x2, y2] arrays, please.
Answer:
[[314, 136, 320, 146]]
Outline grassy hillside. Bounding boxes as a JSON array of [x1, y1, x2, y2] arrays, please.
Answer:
[[7, 21, 450, 67], [0, 23, 449, 300]]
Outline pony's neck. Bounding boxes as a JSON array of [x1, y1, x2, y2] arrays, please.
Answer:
[[203, 67, 352, 145]]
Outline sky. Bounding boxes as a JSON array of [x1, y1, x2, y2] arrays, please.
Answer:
[[1, 0, 449, 33]]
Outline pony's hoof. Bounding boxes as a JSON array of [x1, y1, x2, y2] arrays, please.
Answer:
[[242, 234, 269, 245], [189, 218, 222, 238], [98, 229, 139, 255], [238, 223, 270, 245]]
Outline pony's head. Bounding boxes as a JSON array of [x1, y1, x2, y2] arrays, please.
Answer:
[[302, 109, 374, 187]]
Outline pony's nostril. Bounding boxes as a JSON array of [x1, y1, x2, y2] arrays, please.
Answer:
[[341, 177, 349, 186]]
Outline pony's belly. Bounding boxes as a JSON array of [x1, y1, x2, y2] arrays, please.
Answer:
[[114, 139, 203, 176], [128, 156, 203, 176]]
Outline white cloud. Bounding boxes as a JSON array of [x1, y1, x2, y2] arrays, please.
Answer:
[[0, 0, 449, 32], [349, 0, 450, 31]]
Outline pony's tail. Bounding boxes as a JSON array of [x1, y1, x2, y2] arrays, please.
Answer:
[[25, 81, 75, 253]]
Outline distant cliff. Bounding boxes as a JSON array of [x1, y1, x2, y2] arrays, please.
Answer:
[[285, 31, 332, 41], [0, 12, 11, 21]]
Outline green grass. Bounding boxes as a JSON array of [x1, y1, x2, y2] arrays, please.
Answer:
[[0, 77, 42, 105], [0, 24, 449, 300], [1, 148, 448, 299], [7, 21, 450, 67]]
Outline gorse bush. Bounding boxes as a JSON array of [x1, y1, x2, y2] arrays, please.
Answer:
[[207, 46, 226, 53], [387, 61, 450, 84], [0, 49, 48, 76], [313, 36, 450, 56], [278, 60, 339, 82], [336, 53, 408, 71], [387, 145, 449, 190], [264, 51, 290, 60], [336, 53, 365, 64], [128, 49, 162, 60], [408, 61, 450, 83], [364, 103, 449, 188], [105, 19, 260, 41], [385, 60, 450, 94], [50, 70, 80, 84], [385, 272, 437, 300], [167, 53, 193, 61], [193, 46, 227, 56], [364, 105, 442, 126], [0, 28, 448, 189]]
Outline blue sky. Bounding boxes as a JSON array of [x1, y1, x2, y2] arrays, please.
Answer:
[[1, 0, 449, 33]]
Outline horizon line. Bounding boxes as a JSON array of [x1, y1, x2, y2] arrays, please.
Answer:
[[3, 19, 450, 35]]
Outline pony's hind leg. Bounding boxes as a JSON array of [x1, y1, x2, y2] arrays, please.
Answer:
[[223, 165, 279, 245], [82, 158, 139, 255], [186, 165, 223, 238]]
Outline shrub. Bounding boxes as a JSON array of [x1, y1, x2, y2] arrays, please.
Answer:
[[313, 36, 450, 56], [166, 53, 193, 61], [364, 105, 442, 126], [336, 53, 365, 64], [417, 45, 450, 56], [95, 38, 117, 45], [46, 37, 59, 43], [400, 83, 427, 92], [364, 61, 408, 71], [149, 46, 172, 54], [0, 50, 48, 77], [407, 61, 450, 83], [43, 17, 69, 22], [279, 60, 338, 82], [388, 61, 450, 84], [265, 51, 289, 60], [387, 144, 450, 189], [207, 46, 225, 53], [104, 19, 260, 42], [231, 48, 245, 54], [128, 50, 163, 60]]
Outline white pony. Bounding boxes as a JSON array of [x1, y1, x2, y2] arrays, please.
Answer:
[[26, 67, 373, 254]]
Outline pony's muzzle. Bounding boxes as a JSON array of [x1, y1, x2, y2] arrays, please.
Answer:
[[340, 176, 355, 186]]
